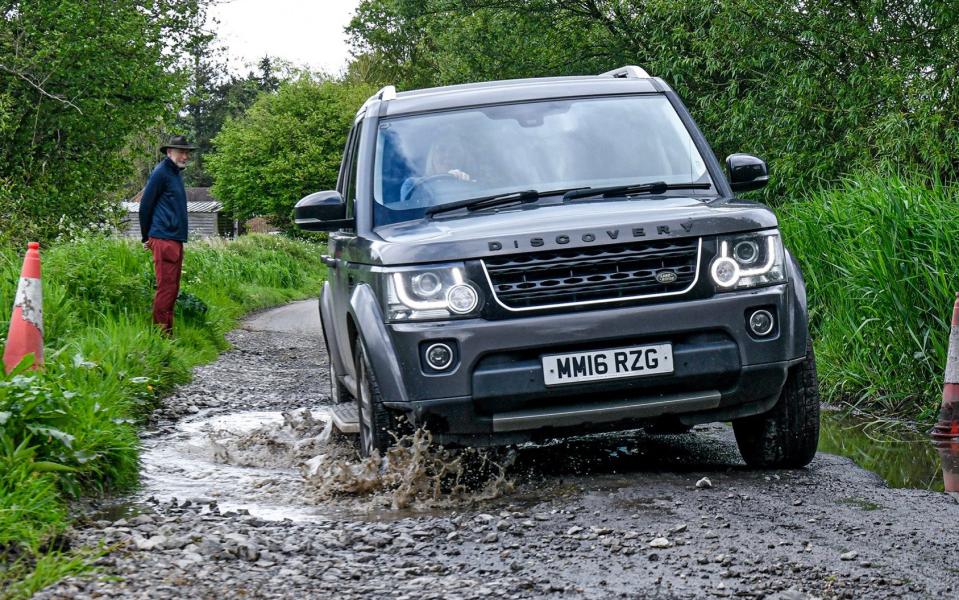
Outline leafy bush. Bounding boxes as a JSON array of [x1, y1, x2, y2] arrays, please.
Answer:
[[206, 77, 375, 228], [781, 173, 959, 417]]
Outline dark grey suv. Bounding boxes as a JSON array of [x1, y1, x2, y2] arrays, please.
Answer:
[[295, 65, 820, 467]]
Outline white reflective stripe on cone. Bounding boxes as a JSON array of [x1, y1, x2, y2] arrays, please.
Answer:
[[13, 277, 43, 335]]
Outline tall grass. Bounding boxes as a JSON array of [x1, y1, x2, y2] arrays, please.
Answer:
[[0, 234, 325, 596], [781, 173, 959, 418]]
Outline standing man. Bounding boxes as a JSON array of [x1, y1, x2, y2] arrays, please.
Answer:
[[139, 135, 196, 335]]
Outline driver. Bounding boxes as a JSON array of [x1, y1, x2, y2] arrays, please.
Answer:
[[400, 138, 472, 203]]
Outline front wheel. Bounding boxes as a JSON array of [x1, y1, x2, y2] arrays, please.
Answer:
[[732, 339, 820, 468], [354, 340, 402, 458]]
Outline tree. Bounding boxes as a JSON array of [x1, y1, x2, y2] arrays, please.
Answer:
[[206, 77, 375, 228], [176, 45, 290, 187], [0, 0, 213, 246], [347, 0, 959, 197]]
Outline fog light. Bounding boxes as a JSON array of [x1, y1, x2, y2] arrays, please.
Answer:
[[425, 343, 454, 370], [749, 309, 775, 336]]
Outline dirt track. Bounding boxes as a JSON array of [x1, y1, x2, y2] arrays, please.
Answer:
[[36, 301, 959, 599]]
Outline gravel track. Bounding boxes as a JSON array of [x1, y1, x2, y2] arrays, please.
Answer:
[[35, 301, 959, 599]]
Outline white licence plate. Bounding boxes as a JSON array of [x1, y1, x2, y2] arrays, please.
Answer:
[[542, 343, 674, 386]]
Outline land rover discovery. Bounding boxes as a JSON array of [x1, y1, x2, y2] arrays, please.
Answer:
[[295, 65, 820, 468]]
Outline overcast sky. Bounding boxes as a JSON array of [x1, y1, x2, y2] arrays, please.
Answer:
[[209, 0, 361, 75]]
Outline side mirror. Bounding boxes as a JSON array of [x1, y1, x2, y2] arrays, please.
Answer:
[[726, 154, 769, 193], [294, 191, 353, 231]]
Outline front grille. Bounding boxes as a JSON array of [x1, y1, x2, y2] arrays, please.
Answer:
[[482, 237, 700, 310]]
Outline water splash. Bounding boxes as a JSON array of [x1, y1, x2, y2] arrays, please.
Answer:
[[138, 408, 335, 521], [138, 407, 516, 520], [303, 427, 516, 510], [207, 408, 334, 468]]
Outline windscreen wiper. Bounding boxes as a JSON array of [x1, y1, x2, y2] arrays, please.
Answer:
[[562, 181, 712, 202], [426, 188, 577, 217]]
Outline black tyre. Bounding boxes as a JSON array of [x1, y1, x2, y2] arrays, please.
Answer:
[[354, 340, 402, 458], [732, 339, 820, 468]]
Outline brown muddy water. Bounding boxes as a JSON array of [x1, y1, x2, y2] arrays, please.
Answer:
[[818, 409, 944, 492], [121, 405, 950, 523], [133, 408, 517, 521]]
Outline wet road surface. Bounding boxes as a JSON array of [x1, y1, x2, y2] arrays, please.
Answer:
[[37, 300, 959, 599]]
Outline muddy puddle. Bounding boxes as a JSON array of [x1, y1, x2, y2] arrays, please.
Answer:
[[123, 407, 747, 522], [818, 409, 944, 492], [136, 409, 337, 521], [117, 405, 950, 523], [128, 408, 521, 521]]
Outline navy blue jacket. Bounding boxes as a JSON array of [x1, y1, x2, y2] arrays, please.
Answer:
[[139, 157, 188, 243]]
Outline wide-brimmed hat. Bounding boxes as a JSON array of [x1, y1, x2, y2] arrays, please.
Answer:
[[159, 135, 197, 154]]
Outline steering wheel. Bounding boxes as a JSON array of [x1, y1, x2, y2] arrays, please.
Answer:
[[403, 172, 478, 207], [404, 173, 461, 197]]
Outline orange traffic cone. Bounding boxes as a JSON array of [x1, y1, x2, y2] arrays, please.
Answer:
[[932, 293, 959, 492], [3, 242, 44, 373], [938, 443, 959, 493], [933, 293, 959, 441]]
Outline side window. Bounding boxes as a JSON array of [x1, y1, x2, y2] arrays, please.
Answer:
[[345, 122, 363, 219]]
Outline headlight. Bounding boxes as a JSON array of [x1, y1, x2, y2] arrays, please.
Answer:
[[710, 230, 785, 290], [385, 263, 482, 321]]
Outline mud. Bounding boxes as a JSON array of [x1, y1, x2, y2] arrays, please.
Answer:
[[303, 427, 515, 510], [36, 300, 959, 599]]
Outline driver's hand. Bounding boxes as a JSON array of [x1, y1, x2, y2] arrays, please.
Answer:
[[448, 169, 471, 181]]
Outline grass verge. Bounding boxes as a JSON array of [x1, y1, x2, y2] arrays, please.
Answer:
[[781, 172, 959, 419], [0, 234, 325, 597]]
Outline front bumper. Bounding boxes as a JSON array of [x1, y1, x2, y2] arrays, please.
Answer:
[[372, 283, 805, 445]]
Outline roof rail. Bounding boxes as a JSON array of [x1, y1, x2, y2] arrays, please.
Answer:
[[358, 85, 398, 114], [598, 65, 650, 79], [377, 85, 397, 101]]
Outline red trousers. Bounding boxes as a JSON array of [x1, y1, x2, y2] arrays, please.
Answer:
[[148, 237, 183, 333]]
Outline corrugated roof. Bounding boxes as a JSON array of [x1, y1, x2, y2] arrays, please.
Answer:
[[123, 201, 222, 213], [185, 201, 222, 212]]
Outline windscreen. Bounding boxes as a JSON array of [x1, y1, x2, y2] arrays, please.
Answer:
[[373, 95, 711, 226]]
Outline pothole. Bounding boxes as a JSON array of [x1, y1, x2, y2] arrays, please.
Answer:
[[138, 408, 516, 521]]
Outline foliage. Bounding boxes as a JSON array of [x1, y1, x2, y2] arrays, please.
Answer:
[[0, 0, 213, 247], [206, 77, 375, 228], [1, 546, 97, 600], [780, 173, 959, 417], [177, 49, 290, 188], [0, 234, 326, 592], [344, 2, 959, 418], [347, 0, 959, 198]]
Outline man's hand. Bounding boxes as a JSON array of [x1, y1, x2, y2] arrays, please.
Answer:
[[143, 239, 152, 251]]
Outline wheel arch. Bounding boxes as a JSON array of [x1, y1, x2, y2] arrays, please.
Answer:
[[348, 284, 410, 405]]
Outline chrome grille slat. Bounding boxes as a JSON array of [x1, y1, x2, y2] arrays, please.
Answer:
[[482, 237, 701, 311], [491, 250, 695, 276]]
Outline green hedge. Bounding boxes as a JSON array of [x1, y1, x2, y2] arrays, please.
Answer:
[[0, 234, 325, 596], [781, 173, 959, 418]]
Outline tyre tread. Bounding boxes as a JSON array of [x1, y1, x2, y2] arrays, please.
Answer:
[[355, 342, 403, 456], [733, 339, 820, 468]]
